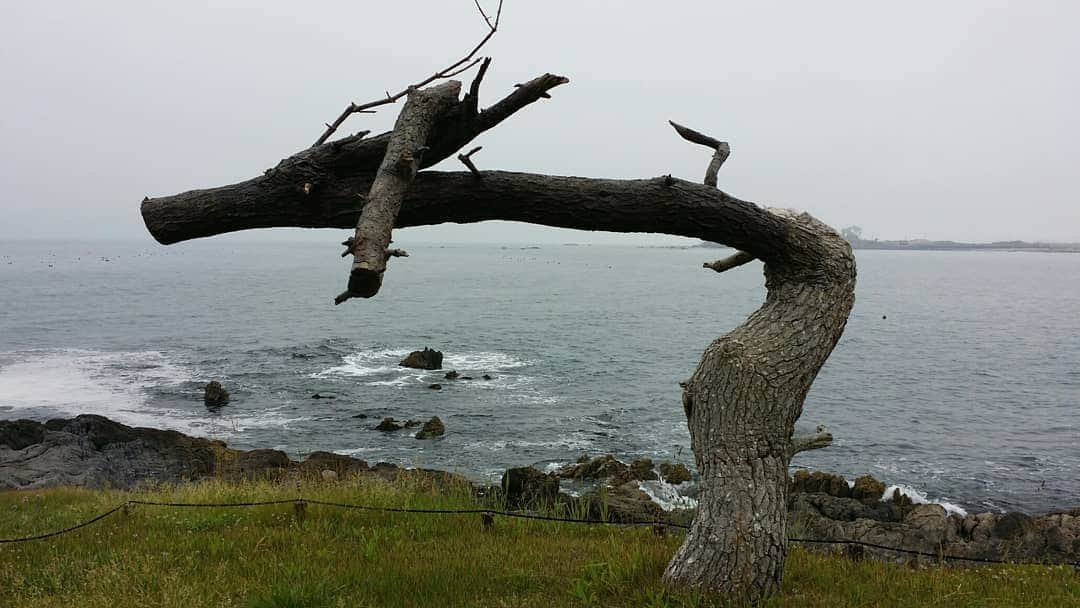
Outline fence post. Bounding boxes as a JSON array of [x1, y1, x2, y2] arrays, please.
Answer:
[[294, 500, 307, 525], [481, 511, 494, 531]]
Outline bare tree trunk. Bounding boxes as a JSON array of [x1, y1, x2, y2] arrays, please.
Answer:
[[665, 227, 855, 597], [138, 80, 855, 601]]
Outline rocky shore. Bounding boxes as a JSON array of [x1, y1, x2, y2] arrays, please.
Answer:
[[2, 415, 1076, 566]]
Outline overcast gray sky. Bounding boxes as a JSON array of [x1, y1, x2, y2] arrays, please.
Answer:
[[1, 1, 1077, 244]]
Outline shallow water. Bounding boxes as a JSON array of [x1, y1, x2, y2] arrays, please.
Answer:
[[1, 239, 1077, 514]]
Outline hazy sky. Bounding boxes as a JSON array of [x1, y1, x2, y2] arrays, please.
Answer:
[[1, 1, 1077, 244]]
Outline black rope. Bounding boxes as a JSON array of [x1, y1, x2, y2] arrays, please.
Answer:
[[0, 497, 1076, 568], [788, 536, 1079, 567], [128, 498, 299, 508], [0, 504, 124, 544]]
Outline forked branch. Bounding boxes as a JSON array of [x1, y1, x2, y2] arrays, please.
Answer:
[[670, 120, 754, 272], [313, 0, 503, 147]]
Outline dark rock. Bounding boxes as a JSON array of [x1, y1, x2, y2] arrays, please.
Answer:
[[428, 383, 442, 390], [889, 487, 915, 507], [443, 370, 459, 380], [352, 413, 369, 419], [399, 347, 443, 370], [659, 462, 692, 485], [559, 455, 631, 482], [415, 416, 445, 439], [993, 512, 1033, 540], [301, 451, 368, 475], [310, 393, 335, 399], [204, 380, 230, 406], [482, 374, 493, 380], [630, 458, 657, 481], [851, 475, 886, 503], [501, 466, 559, 507], [583, 481, 663, 523], [0, 415, 456, 491], [404, 420, 423, 428], [789, 492, 899, 523], [0, 419, 45, 450], [375, 417, 403, 432], [791, 469, 849, 498], [460, 376, 473, 380]]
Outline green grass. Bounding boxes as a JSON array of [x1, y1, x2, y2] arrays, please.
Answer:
[[1, 478, 1076, 607]]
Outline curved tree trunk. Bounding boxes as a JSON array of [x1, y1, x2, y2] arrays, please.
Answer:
[[138, 76, 856, 601], [664, 223, 855, 597]]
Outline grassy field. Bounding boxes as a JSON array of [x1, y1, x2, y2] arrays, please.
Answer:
[[0, 476, 1076, 607]]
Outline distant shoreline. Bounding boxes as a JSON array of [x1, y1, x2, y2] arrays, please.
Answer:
[[695, 239, 1080, 253]]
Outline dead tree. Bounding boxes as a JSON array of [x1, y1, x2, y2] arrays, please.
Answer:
[[138, 10, 855, 600]]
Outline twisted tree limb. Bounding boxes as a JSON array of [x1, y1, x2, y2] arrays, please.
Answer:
[[337, 80, 461, 303], [787, 428, 834, 459]]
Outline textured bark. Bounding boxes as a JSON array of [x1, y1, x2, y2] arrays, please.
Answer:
[[140, 95, 855, 601], [664, 211, 855, 599], [343, 81, 460, 300]]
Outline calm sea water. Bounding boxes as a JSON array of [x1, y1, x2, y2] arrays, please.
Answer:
[[1, 238, 1077, 514]]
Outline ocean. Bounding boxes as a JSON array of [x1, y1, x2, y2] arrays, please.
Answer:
[[1, 238, 1077, 515]]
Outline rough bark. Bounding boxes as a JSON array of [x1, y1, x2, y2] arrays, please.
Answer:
[[341, 81, 460, 301], [140, 91, 855, 601]]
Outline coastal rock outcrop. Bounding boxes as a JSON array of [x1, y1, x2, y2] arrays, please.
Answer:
[[399, 347, 443, 370], [501, 466, 559, 507], [203, 380, 230, 407], [788, 469, 1080, 566], [0, 415, 467, 491], [415, 416, 445, 439], [658, 462, 692, 485]]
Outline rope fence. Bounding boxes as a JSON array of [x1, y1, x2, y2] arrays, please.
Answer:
[[2, 497, 1077, 569]]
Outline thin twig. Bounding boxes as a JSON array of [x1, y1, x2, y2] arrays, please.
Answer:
[[313, 0, 504, 147], [458, 146, 484, 178]]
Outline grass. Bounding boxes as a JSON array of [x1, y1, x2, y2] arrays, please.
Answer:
[[1, 477, 1077, 607]]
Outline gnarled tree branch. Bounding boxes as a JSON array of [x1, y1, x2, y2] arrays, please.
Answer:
[[337, 80, 461, 303]]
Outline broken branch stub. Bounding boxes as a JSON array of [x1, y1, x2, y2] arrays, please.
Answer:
[[340, 80, 462, 303]]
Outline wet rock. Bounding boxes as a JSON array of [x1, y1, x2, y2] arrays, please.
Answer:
[[630, 458, 658, 481], [415, 416, 445, 439], [559, 455, 630, 482], [583, 481, 663, 523], [0, 419, 45, 451], [851, 475, 886, 503], [460, 376, 474, 380], [789, 492, 898, 523], [443, 370, 459, 380], [404, 420, 423, 428], [428, 383, 442, 390], [375, 417, 403, 432], [352, 413, 369, 419], [310, 393, 335, 399], [502, 466, 559, 507], [203, 380, 230, 406], [399, 347, 443, 370], [659, 462, 692, 485], [889, 487, 915, 507], [482, 374, 493, 380]]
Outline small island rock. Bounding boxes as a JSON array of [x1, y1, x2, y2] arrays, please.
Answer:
[[399, 347, 443, 370]]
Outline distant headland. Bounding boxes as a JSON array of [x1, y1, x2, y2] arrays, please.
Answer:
[[697, 225, 1080, 253]]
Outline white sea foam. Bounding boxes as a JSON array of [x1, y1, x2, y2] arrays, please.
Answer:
[[884, 483, 968, 517], [0, 349, 199, 432], [639, 480, 698, 511], [311, 348, 531, 384]]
